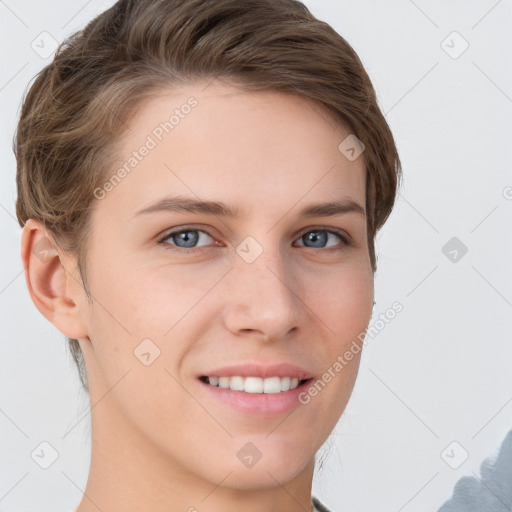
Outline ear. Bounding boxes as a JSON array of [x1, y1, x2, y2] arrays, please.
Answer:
[[20, 219, 89, 339]]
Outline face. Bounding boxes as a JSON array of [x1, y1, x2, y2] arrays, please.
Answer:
[[76, 81, 374, 489]]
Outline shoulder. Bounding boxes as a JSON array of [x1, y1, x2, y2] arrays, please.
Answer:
[[312, 495, 333, 512]]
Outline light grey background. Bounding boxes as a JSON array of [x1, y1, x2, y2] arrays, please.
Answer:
[[1, 1, 511, 511]]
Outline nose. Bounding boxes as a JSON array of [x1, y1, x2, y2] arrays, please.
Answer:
[[221, 246, 304, 342]]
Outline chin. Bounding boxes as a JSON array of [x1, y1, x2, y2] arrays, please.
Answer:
[[218, 462, 308, 491], [214, 441, 312, 489]]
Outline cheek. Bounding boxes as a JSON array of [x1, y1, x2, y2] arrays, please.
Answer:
[[306, 262, 374, 339], [299, 264, 373, 423], [84, 260, 223, 402], [88, 253, 209, 337]]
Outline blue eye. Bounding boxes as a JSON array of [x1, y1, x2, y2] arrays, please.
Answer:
[[295, 229, 350, 251], [160, 228, 214, 249], [158, 227, 351, 253]]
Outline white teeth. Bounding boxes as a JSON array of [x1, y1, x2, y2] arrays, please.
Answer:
[[280, 376, 291, 391], [205, 375, 304, 393], [230, 376, 245, 391], [218, 376, 230, 388], [263, 376, 281, 394]]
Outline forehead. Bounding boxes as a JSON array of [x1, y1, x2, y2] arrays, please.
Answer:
[[95, 81, 366, 221]]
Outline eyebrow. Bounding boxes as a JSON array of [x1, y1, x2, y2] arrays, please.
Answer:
[[132, 195, 366, 219]]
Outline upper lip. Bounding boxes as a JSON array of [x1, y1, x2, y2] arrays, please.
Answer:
[[199, 363, 314, 380]]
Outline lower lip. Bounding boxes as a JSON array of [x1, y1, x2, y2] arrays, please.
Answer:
[[198, 378, 313, 417]]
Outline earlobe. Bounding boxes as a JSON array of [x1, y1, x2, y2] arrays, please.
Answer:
[[20, 219, 89, 340]]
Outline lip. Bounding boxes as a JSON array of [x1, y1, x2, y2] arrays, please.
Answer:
[[198, 363, 314, 380], [198, 376, 314, 417], [196, 363, 315, 417]]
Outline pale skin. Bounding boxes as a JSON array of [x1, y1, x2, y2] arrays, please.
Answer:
[[21, 80, 374, 512]]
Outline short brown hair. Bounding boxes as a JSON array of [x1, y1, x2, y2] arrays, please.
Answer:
[[14, 0, 402, 392]]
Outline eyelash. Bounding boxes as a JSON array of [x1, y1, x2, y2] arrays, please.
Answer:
[[157, 226, 352, 254]]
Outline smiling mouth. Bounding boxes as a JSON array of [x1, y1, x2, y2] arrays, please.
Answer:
[[199, 375, 312, 394]]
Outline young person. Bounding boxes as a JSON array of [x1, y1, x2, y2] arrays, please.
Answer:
[[15, 1, 401, 510]]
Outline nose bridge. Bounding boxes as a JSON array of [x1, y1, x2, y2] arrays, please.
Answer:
[[223, 235, 302, 339]]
